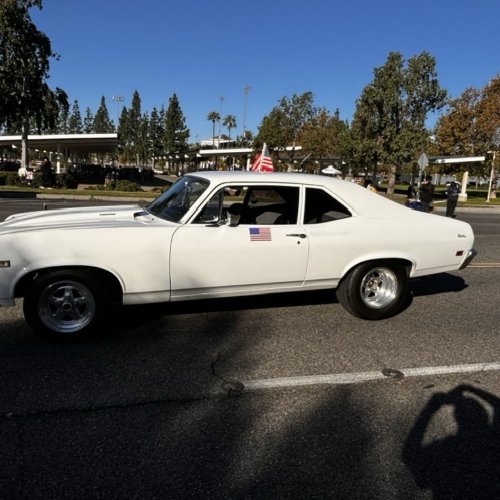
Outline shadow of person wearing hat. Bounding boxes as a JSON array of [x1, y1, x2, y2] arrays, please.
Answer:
[[403, 384, 500, 499]]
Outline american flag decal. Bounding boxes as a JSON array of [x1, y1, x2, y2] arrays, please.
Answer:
[[249, 227, 272, 241]]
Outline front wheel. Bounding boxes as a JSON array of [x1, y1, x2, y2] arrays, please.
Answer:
[[23, 270, 104, 339], [337, 261, 408, 320]]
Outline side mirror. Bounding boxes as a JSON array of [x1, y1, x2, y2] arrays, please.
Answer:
[[228, 213, 240, 226]]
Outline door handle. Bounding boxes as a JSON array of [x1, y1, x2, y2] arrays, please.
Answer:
[[286, 233, 307, 239]]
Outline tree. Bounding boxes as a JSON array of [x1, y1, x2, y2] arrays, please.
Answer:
[[0, 0, 68, 166], [222, 114, 237, 144], [149, 107, 164, 169], [116, 105, 129, 162], [436, 76, 500, 198], [207, 111, 220, 147], [298, 109, 351, 173], [256, 92, 317, 147], [256, 92, 319, 164], [352, 51, 447, 194], [92, 96, 114, 133], [164, 93, 189, 173], [67, 100, 83, 134], [55, 104, 69, 134], [236, 129, 254, 148], [476, 76, 500, 199], [123, 90, 142, 163], [83, 107, 94, 133], [92, 96, 113, 164], [435, 88, 482, 157], [137, 112, 150, 166]]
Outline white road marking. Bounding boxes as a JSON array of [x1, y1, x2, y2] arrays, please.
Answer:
[[242, 362, 500, 391], [468, 263, 500, 268]]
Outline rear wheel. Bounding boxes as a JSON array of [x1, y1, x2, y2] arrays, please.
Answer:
[[23, 270, 105, 339], [337, 261, 408, 320]]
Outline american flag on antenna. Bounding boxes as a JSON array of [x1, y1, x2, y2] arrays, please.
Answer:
[[250, 143, 274, 172]]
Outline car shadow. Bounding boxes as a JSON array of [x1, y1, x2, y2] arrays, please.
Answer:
[[397, 273, 468, 316], [100, 289, 340, 335], [101, 273, 468, 335], [409, 273, 468, 297]]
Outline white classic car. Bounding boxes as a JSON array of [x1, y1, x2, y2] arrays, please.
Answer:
[[0, 171, 476, 338]]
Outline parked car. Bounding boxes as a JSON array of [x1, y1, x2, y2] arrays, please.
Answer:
[[0, 171, 477, 338]]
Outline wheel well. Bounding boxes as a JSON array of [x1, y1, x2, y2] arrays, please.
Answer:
[[14, 266, 124, 305], [343, 258, 413, 280]]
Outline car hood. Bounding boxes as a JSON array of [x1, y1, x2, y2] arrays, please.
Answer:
[[0, 204, 166, 234]]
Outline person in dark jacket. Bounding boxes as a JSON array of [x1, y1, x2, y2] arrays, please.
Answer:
[[419, 175, 434, 213], [40, 156, 54, 187], [445, 182, 459, 217]]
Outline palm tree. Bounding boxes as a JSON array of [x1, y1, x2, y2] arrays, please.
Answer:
[[207, 111, 220, 147], [223, 115, 237, 146]]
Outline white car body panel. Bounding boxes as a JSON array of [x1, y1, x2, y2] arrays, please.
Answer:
[[0, 205, 177, 305], [0, 171, 476, 311], [170, 223, 309, 299]]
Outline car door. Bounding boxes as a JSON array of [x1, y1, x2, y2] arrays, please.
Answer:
[[169, 184, 309, 299], [301, 186, 357, 283]]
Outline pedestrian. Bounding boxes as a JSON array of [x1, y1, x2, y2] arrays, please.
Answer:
[[419, 175, 434, 213], [364, 179, 377, 192], [446, 181, 459, 218], [18, 164, 27, 182], [26, 167, 33, 186], [40, 156, 53, 188]]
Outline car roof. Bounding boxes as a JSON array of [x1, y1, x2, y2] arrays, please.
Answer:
[[185, 170, 410, 217]]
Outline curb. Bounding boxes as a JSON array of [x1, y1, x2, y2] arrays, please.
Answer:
[[433, 205, 500, 215], [35, 193, 154, 203]]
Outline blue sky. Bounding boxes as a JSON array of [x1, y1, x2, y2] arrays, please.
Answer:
[[32, 0, 500, 142]]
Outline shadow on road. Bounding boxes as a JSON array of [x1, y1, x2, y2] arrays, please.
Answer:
[[409, 273, 468, 297], [403, 384, 500, 499]]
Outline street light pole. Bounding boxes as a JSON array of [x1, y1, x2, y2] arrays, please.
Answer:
[[243, 86, 250, 138], [112, 96, 124, 130], [218, 96, 224, 148]]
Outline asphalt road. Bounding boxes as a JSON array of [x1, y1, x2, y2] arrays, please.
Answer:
[[1, 199, 499, 499]]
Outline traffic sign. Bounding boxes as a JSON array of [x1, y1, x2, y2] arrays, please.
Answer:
[[417, 153, 429, 171]]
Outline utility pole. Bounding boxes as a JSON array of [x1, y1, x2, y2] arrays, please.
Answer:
[[243, 86, 250, 137]]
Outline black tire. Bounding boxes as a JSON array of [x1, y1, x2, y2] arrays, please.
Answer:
[[23, 269, 105, 339], [337, 261, 408, 320]]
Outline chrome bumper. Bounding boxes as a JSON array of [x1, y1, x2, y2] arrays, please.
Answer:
[[459, 248, 478, 270]]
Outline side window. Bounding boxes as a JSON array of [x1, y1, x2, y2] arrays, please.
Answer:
[[240, 186, 299, 225], [193, 185, 300, 225], [193, 189, 223, 223], [192, 186, 246, 223], [304, 188, 351, 224]]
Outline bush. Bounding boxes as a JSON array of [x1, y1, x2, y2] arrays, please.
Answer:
[[31, 170, 43, 188], [0, 171, 21, 186], [55, 171, 80, 189], [114, 180, 143, 192]]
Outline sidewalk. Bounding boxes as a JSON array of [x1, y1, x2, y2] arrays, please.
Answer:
[[432, 200, 500, 215]]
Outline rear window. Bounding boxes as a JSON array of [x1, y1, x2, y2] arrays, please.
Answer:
[[304, 188, 351, 223]]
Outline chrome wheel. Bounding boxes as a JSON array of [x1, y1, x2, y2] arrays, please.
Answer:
[[38, 280, 96, 334], [359, 267, 398, 309]]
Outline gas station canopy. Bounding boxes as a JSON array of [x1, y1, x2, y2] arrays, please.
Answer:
[[0, 133, 118, 154]]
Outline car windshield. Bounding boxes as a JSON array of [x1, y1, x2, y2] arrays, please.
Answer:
[[146, 176, 210, 222]]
